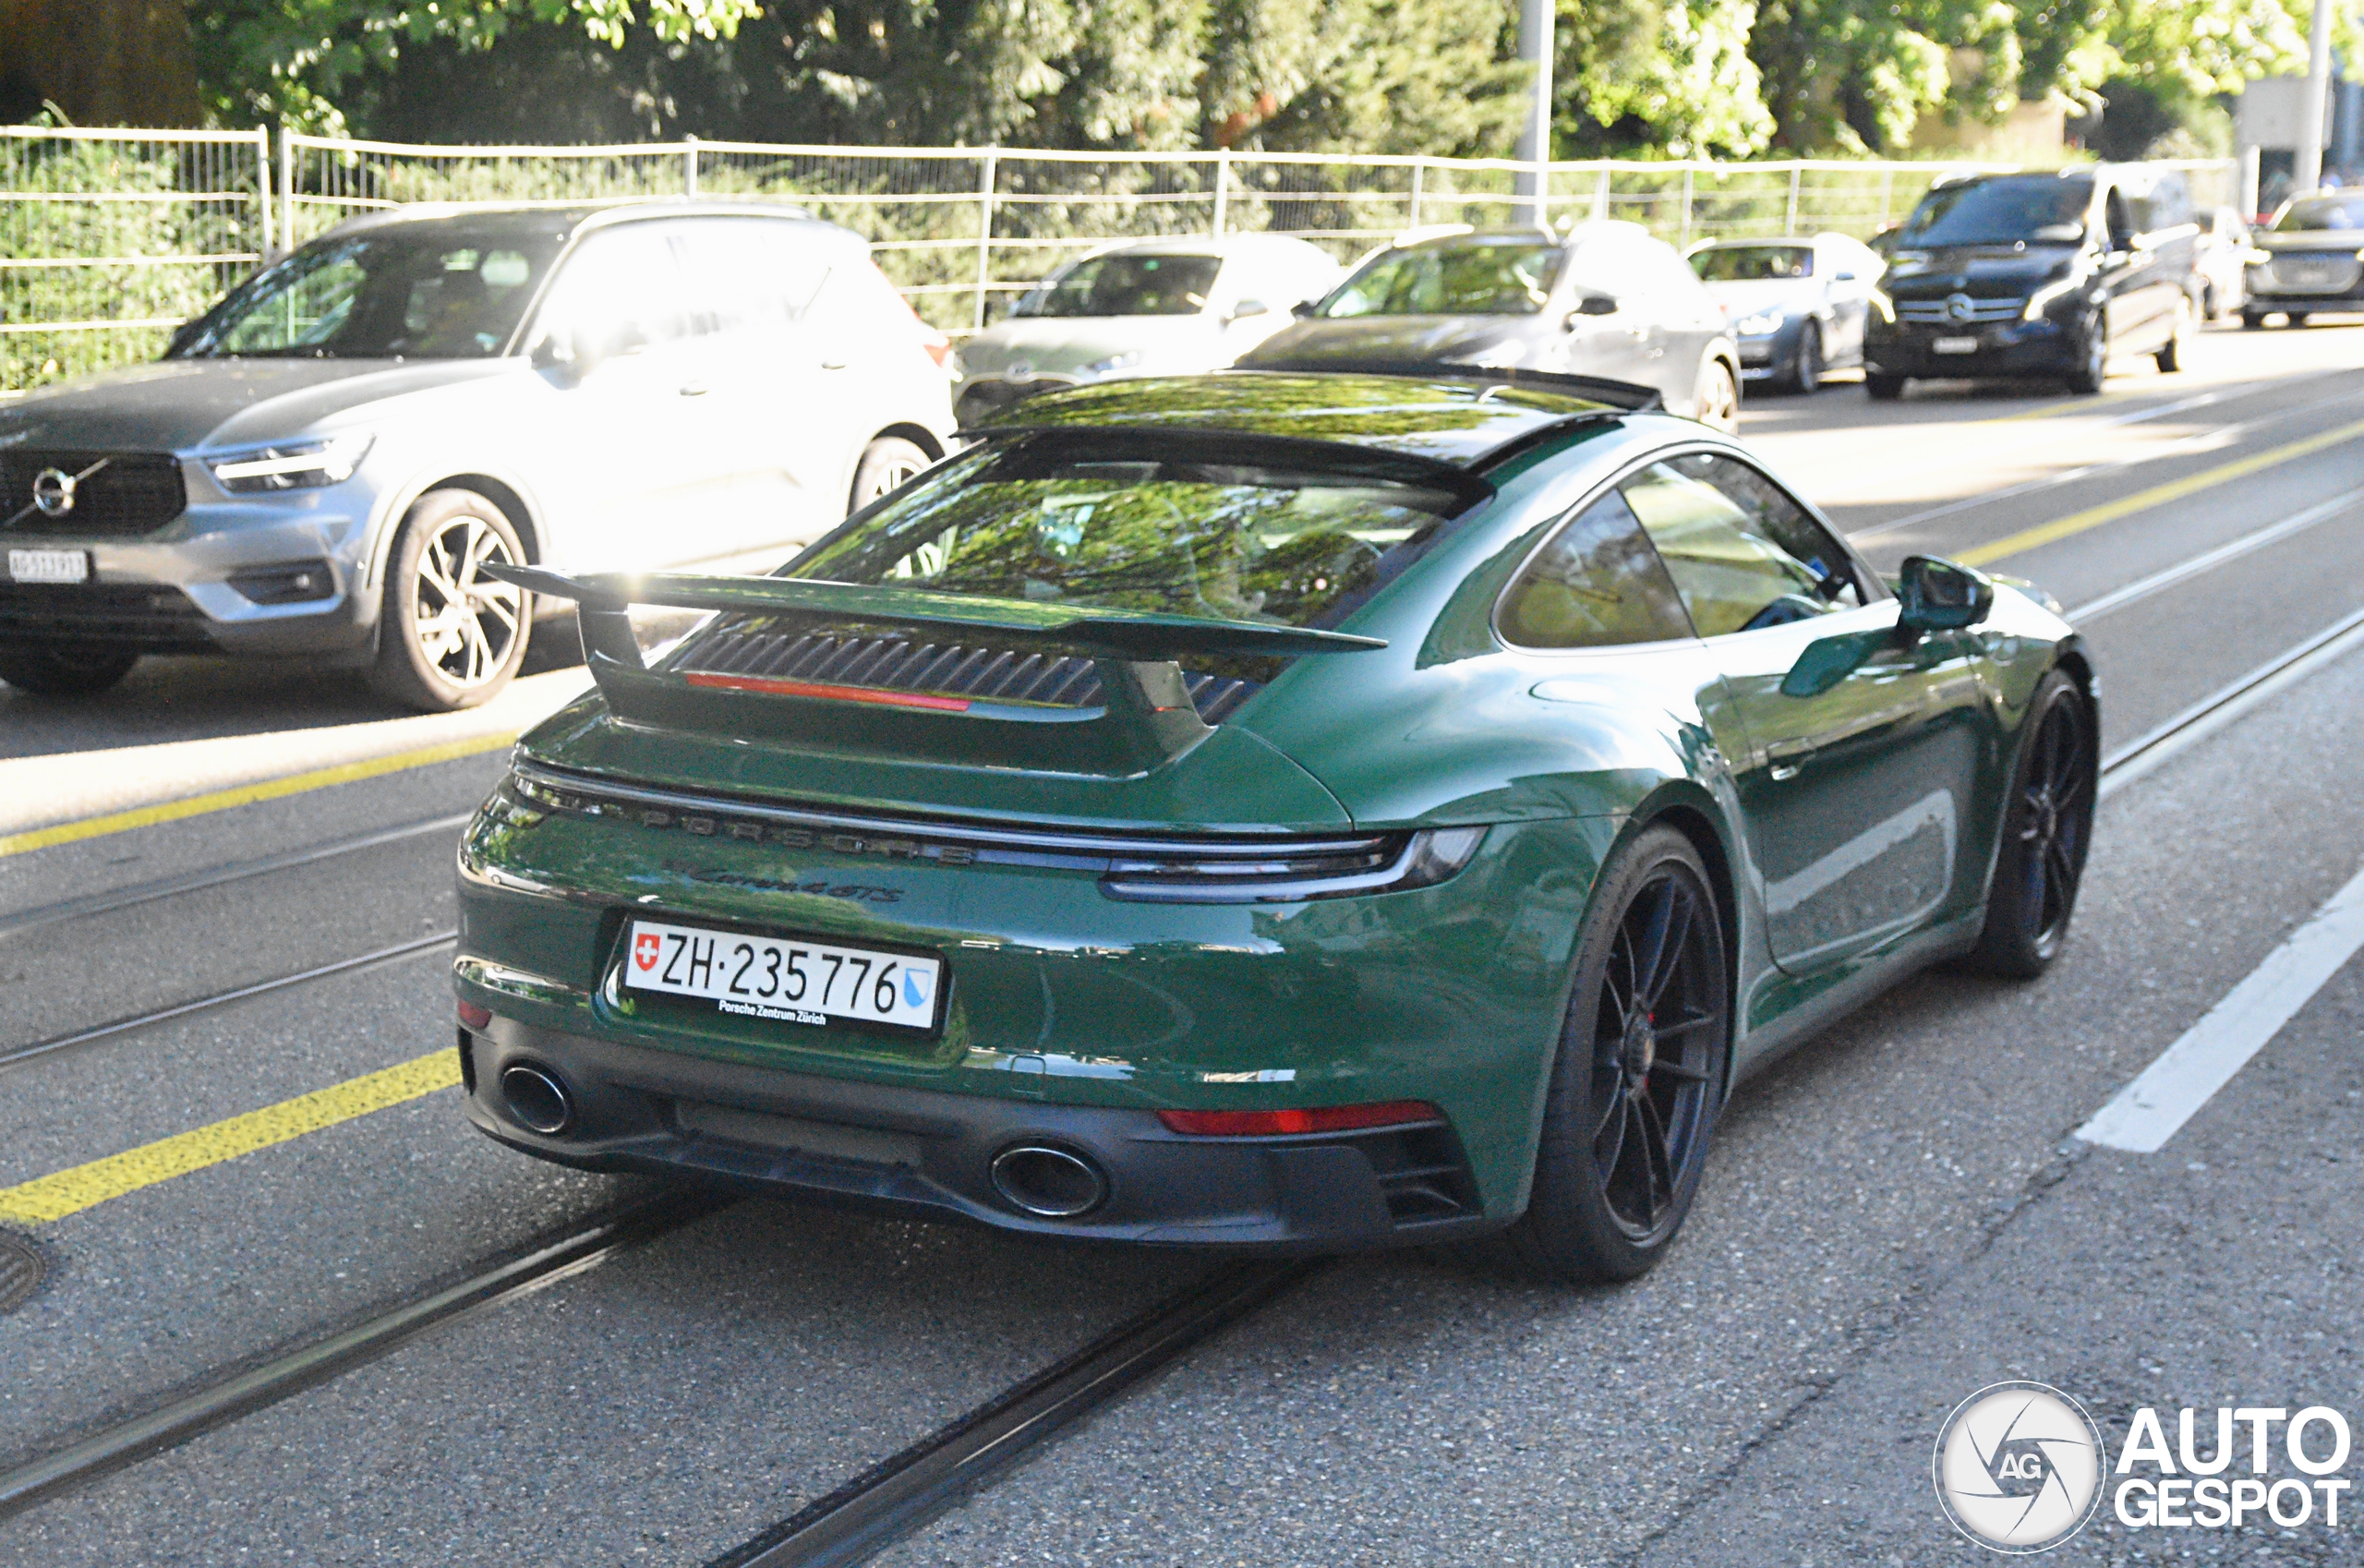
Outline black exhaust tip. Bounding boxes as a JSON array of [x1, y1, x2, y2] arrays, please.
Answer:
[[500, 1062, 574, 1137], [988, 1143, 1108, 1218]]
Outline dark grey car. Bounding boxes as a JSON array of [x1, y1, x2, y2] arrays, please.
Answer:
[[1239, 223, 1742, 432], [2241, 191, 2364, 326]]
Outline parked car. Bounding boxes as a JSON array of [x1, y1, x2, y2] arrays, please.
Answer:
[[457, 366, 2094, 1282], [2239, 190, 2364, 327], [2195, 205, 2251, 320], [0, 200, 958, 710], [1237, 223, 1742, 431], [1863, 165, 2202, 397], [1686, 233, 1886, 393], [952, 235, 1341, 425]]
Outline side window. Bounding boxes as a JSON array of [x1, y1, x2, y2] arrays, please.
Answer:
[[529, 227, 688, 358], [1498, 488, 1695, 648], [1621, 453, 1868, 638], [674, 220, 832, 338]]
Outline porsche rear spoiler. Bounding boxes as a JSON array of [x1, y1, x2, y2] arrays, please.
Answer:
[[486, 566, 1386, 776]]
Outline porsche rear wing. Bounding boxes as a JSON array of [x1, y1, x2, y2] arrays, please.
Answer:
[[487, 566, 1387, 776]]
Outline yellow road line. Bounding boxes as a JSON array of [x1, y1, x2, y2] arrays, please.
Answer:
[[0, 1050, 461, 1226], [1957, 417, 2364, 567], [0, 732, 515, 860]]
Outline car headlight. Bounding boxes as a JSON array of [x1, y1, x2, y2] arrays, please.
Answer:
[[1732, 312, 1783, 337], [1868, 287, 1895, 324], [209, 433, 374, 493], [2021, 276, 2083, 321], [1078, 350, 1145, 376]]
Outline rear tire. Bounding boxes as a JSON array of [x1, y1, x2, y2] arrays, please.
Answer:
[[2154, 294, 2192, 372], [1497, 826, 1731, 1285], [2241, 310, 2266, 330], [2287, 312, 2310, 328], [1864, 373, 1905, 401], [0, 643, 139, 696], [1966, 669, 2095, 978], [368, 489, 530, 714], [849, 436, 932, 514]]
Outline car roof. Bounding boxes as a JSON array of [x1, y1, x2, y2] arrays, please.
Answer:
[[320, 198, 851, 247], [966, 370, 1631, 469], [1074, 233, 1340, 264]]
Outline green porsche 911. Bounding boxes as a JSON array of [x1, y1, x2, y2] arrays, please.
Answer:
[[453, 368, 2094, 1283]]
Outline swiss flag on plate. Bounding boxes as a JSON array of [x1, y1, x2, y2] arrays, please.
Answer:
[[633, 931, 661, 971]]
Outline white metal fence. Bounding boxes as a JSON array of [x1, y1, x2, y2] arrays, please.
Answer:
[[4, 128, 2240, 390], [3, 126, 273, 388]]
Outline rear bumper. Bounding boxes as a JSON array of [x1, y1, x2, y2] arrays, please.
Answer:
[[460, 1015, 1491, 1251]]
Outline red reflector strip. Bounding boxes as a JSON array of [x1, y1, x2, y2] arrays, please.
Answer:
[[457, 1001, 492, 1031], [1156, 1101, 1441, 1137], [683, 672, 971, 712]]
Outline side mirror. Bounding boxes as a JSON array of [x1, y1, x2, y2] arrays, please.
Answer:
[[1291, 299, 1319, 319], [1226, 298, 1270, 322], [1573, 293, 1620, 318], [528, 331, 579, 375], [1897, 555, 1995, 633]]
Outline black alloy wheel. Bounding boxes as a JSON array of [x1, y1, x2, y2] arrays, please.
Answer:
[[2065, 314, 2107, 394], [1500, 825, 1730, 1283], [1792, 325, 1823, 394], [1968, 669, 2095, 977], [0, 642, 139, 697], [1865, 372, 1905, 401]]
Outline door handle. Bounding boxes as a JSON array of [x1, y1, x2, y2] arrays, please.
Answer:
[[1768, 762, 1802, 782], [678, 382, 709, 397]]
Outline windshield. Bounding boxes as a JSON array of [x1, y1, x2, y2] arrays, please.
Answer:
[[1013, 254, 1223, 318], [788, 435, 1473, 631], [1898, 176, 2093, 248], [1321, 242, 1565, 317], [174, 230, 563, 359], [2273, 196, 2364, 232], [1691, 246, 1814, 281]]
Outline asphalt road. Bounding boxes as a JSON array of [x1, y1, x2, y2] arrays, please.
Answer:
[[1, 320, 2359, 1566]]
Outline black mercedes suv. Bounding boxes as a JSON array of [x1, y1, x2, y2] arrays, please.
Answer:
[[1863, 166, 2203, 398]]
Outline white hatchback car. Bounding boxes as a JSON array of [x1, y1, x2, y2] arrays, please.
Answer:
[[952, 234, 1341, 425], [0, 200, 958, 709]]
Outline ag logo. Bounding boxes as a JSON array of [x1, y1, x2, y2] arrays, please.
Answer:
[[632, 932, 661, 971], [1934, 1381, 2107, 1553]]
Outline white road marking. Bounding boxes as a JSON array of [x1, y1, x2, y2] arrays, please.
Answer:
[[2076, 859, 2364, 1152], [2068, 489, 2364, 621]]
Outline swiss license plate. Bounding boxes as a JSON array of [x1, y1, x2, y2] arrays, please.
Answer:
[[6, 549, 89, 584], [1932, 335, 1980, 355], [622, 918, 943, 1032]]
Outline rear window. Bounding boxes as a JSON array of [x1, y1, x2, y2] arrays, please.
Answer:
[[1321, 242, 1565, 317], [787, 434, 1474, 632], [1691, 246, 1814, 282]]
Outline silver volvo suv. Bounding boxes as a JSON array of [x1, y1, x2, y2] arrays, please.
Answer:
[[0, 200, 958, 710]]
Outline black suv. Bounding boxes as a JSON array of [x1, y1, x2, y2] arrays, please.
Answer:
[[1863, 166, 2201, 398]]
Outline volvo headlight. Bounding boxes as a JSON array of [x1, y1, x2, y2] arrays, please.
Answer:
[[2021, 276, 2083, 321], [1079, 349, 1145, 376], [1732, 312, 1783, 337], [209, 433, 374, 493]]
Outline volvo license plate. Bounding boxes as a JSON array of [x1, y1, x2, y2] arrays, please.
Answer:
[[6, 549, 89, 584], [621, 918, 944, 1032], [1933, 336, 1979, 355]]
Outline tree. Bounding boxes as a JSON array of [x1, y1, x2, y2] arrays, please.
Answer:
[[1556, 0, 1774, 157], [1, 0, 205, 125]]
